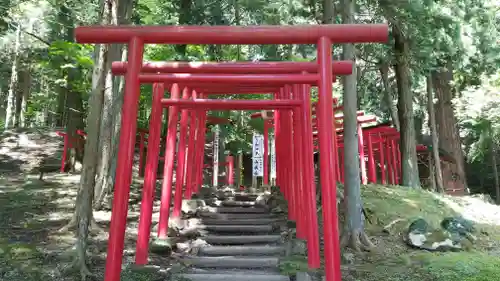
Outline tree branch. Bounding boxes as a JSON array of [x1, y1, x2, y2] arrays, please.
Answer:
[[6, 16, 51, 46], [21, 29, 51, 46]]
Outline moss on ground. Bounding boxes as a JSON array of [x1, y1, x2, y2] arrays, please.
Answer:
[[412, 251, 500, 281], [361, 184, 455, 233], [280, 184, 500, 281]]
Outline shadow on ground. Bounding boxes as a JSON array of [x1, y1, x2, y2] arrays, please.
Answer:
[[0, 176, 71, 279]]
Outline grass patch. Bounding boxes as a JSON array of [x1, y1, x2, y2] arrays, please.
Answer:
[[0, 239, 51, 280], [412, 251, 500, 281], [279, 255, 311, 275], [361, 184, 456, 234]]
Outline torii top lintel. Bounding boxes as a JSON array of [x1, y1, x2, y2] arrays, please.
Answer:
[[74, 24, 388, 45]]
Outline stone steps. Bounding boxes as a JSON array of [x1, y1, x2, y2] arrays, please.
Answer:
[[197, 224, 275, 234], [202, 234, 282, 245], [176, 192, 290, 281], [198, 212, 278, 219], [183, 256, 279, 268], [220, 200, 258, 207], [202, 206, 269, 214], [199, 218, 283, 225], [178, 273, 290, 281], [185, 268, 282, 274], [199, 245, 285, 256]]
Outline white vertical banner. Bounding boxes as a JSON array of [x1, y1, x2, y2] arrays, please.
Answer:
[[252, 133, 264, 177], [212, 125, 220, 187], [270, 137, 276, 180]]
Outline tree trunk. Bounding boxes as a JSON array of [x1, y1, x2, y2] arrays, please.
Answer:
[[235, 153, 241, 187], [393, 23, 420, 188], [426, 75, 444, 193], [176, 0, 192, 57], [19, 69, 31, 127], [490, 126, 500, 205], [70, 0, 111, 278], [322, 0, 334, 24], [14, 70, 23, 128], [93, 54, 114, 205], [233, 0, 241, 60], [0, 83, 5, 125], [432, 64, 468, 193], [237, 153, 243, 186], [339, 0, 373, 251], [379, 63, 399, 130], [5, 25, 20, 129], [428, 155, 436, 191], [94, 0, 134, 209]]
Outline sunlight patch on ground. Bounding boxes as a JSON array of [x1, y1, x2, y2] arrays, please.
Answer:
[[434, 194, 500, 225], [94, 210, 112, 222], [46, 211, 73, 221], [46, 173, 81, 183], [52, 196, 76, 206], [401, 198, 419, 208]]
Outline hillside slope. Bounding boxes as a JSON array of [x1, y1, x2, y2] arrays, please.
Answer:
[[283, 185, 500, 281]]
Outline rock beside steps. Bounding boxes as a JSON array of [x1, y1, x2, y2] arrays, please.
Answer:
[[177, 192, 290, 281]]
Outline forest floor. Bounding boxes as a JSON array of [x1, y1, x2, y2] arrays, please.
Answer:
[[0, 129, 170, 281], [1, 128, 500, 281]]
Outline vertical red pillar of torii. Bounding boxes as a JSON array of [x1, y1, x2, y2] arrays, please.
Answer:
[[135, 83, 165, 264], [172, 87, 191, 218], [185, 90, 200, 199], [300, 83, 321, 268]]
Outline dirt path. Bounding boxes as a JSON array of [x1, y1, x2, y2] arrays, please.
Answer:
[[0, 129, 171, 280]]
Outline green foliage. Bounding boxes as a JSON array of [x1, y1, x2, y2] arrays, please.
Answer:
[[413, 252, 500, 281], [456, 73, 500, 162]]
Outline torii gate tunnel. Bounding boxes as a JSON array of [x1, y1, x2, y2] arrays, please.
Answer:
[[75, 24, 388, 281]]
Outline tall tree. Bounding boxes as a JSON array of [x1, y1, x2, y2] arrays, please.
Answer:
[[490, 130, 500, 204], [379, 63, 399, 131], [57, 0, 112, 278], [433, 64, 468, 192], [94, 0, 134, 209], [393, 23, 420, 188], [339, 0, 374, 251], [4, 24, 21, 129], [426, 74, 444, 192]]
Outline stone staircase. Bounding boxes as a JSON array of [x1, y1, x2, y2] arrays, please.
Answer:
[[177, 192, 290, 281]]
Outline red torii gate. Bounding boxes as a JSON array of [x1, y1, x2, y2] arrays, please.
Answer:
[[56, 129, 86, 172], [75, 24, 388, 281], [334, 115, 378, 184], [337, 124, 401, 185], [361, 125, 402, 185]]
